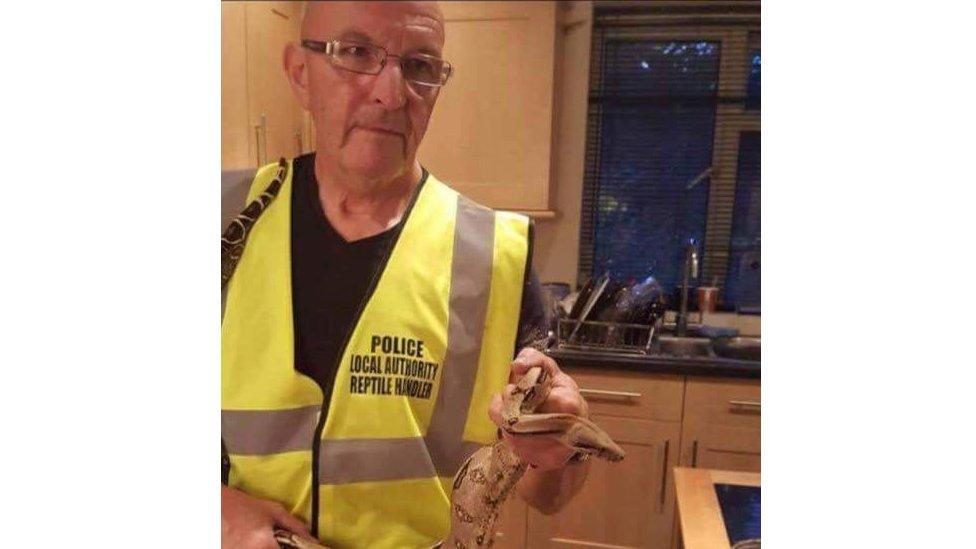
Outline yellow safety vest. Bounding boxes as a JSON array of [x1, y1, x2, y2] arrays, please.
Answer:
[[221, 160, 530, 548]]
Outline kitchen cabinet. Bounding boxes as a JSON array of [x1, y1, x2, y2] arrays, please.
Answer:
[[528, 417, 681, 548], [493, 366, 760, 549], [679, 378, 761, 473], [222, 1, 309, 170], [494, 497, 528, 549], [418, 1, 558, 212], [526, 368, 684, 549]]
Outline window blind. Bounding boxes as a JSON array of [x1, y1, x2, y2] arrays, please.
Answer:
[[725, 131, 761, 308]]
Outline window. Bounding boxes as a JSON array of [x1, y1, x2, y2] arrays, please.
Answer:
[[588, 40, 719, 290], [579, 3, 760, 311], [746, 34, 761, 111], [725, 131, 760, 309]]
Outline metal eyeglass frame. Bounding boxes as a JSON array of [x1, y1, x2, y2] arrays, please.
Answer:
[[301, 38, 453, 88]]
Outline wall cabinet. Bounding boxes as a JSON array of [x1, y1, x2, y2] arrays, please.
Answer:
[[496, 368, 760, 548], [418, 1, 558, 212], [222, 1, 309, 170]]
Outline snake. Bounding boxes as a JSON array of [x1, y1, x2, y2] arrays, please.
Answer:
[[220, 163, 626, 548], [221, 159, 287, 289], [272, 366, 625, 549]]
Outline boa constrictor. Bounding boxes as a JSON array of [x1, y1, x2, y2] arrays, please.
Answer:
[[273, 366, 625, 549], [220, 164, 626, 548]]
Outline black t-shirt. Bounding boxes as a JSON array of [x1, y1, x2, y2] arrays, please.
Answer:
[[290, 153, 547, 392]]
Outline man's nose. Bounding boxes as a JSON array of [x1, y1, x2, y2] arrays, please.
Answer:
[[369, 57, 408, 110]]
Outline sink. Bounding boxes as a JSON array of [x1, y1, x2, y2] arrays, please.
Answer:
[[651, 336, 760, 361], [711, 337, 761, 361], [654, 336, 713, 358]]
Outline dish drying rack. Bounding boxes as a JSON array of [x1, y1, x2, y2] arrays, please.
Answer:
[[555, 317, 658, 355]]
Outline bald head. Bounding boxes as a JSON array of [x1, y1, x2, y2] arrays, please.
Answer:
[[301, 1, 445, 47]]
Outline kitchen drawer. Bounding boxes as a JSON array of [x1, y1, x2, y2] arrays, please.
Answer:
[[561, 366, 684, 422], [683, 377, 761, 429]]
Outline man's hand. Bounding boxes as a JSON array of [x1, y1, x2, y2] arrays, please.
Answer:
[[488, 347, 590, 471], [222, 485, 314, 549]]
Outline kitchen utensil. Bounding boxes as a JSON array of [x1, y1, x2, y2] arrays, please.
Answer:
[[568, 276, 597, 320], [711, 336, 761, 361], [697, 286, 718, 313], [568, 272, 609, 342]]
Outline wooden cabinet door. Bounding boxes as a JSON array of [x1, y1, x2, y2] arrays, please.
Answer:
[[527, 417, 681, 549], [244, 1, 304, 166], [679, 377, 760, 474], [418, 1, 557, 211], [222, 2, 251, 169], [223, 2, 305, 169], [494, 496, 528, 548], [681, 424, 760, 473]]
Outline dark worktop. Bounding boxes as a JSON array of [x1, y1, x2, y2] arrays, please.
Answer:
[[546, 348, 760, 379]]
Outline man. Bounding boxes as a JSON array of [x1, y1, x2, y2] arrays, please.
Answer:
[[222, 2, 591, 547]]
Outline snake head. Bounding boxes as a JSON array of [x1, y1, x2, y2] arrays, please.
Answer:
[[570, 419, 626, 462], [518, 367, 550, 410], [502, 367, 551, 425]]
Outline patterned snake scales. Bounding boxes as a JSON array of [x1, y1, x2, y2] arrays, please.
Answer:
[[221, 160, 626, 549]]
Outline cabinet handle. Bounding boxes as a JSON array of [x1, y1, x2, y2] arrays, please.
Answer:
[[254, 114, 268, 166], [729, 400, 761, 413], [659, 439, 670, 512], [691, 440, 699, 468], [254, 123, 262, 166], [261, 114, 268, 164], [579, 388, 642, 399]]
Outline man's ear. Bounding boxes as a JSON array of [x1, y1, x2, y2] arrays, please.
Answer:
[[283, 42, 310, 110]]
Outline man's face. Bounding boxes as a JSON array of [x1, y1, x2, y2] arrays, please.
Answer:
[[301, 1, 445, 182]]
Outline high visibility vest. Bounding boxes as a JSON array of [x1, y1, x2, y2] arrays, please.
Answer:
[[221, 160, 530, 548]]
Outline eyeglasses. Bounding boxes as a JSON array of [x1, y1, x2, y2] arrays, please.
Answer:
[[301, 39, 453, 89]]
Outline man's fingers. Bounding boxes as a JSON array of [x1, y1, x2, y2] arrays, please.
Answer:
[[557, 365, 579, 385], [509, 352, 586, 416], [488, 392, 505, 426], [266, 502, 312, 540], [512, 347, 561, 377], [249, 530, 283, 549], [540, 384, 588, 417], [503, 430, 575, 470]]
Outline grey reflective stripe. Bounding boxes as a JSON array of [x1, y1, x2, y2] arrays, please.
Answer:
[[318, 438, 485, 484], [222, 405, 320, 455], [318, 196, 497, 485], [424, 196, 496, 476]]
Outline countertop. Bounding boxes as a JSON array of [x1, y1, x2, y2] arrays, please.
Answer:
[[547, 348, 760, 379], [674, 467, 761, 549]]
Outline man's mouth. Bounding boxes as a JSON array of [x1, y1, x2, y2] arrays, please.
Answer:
[[357, 126, 403, 137]]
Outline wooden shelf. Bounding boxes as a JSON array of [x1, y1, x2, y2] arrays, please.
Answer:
[[501, 209, 559, 220]]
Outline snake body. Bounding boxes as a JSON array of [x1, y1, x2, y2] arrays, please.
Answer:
[[220, 168, 625, 548], [438, 366, 625, 549], [221, 159, 287, 289]]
